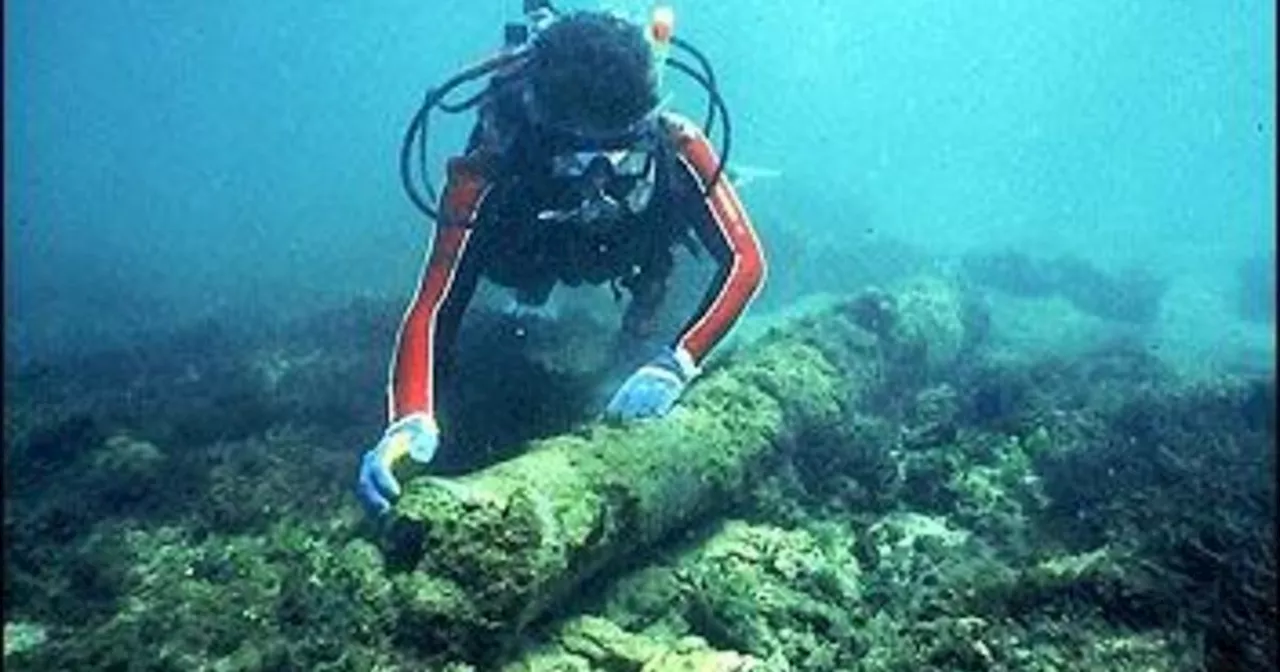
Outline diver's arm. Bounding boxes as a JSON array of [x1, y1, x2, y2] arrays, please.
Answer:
[[358, 153, 492, 514], [667, 117, 766, 369], [386, 155, 491, 422], [602, 120, 764, 421]]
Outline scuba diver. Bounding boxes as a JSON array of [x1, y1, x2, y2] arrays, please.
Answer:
[[357, 3, 765, 514]]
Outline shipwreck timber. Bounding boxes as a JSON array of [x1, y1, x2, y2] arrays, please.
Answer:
[[381, 279, 979, 660]]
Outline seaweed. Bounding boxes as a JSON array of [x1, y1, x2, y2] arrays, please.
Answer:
[[3, 278, 1271, 670]]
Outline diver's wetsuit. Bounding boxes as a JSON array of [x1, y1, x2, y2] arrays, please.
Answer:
[[385, 113, 764, 422]]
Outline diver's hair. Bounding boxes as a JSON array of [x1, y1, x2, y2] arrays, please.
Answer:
[[529, 11, 658, 137]]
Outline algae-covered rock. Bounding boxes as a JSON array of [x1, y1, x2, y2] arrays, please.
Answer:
[[12, 521, 412, 671], [891, 275, 970, 371], [859, 511, 1015, 623], [4, 621, 48, 658], [597, 565, 690, 634], [640, 648, 762, 671], [948, 431, 1051, 544], [866, 511, 971, 557], [961, 248, 1168, 325], [557, 616, 668, 668], [11, 278, 1251, 670], [500, 616, 762, 672], [1015, 547, 1157, 618], [676, 521, 862, 670], [84, 434, 168, 505], [902, 383, 960, 448]]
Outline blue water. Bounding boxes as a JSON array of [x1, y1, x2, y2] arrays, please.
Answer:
[[5, 0, 1274, 366]]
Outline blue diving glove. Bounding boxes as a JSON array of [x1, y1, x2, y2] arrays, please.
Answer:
[[356, 413, 439, 515], [605, 348, 700, 421]]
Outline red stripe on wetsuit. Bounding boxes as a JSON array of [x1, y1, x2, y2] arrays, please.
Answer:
[[670, 121, 767, 366], [387, 156, 488, 422], [386, 123, 765, 422]]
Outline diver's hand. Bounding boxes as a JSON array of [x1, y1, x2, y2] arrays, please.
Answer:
[[356, 413, 439, 515], [605, 348, 699, 421]]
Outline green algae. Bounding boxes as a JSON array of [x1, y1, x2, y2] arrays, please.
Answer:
[[4, 283, 1270, 670]]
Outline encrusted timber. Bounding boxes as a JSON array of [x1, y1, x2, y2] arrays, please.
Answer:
[[383, 283, 969, 658]]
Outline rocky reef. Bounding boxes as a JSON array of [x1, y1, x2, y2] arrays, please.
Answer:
[[3, 276, 1273, 670], [961, 248, 1169, 325]]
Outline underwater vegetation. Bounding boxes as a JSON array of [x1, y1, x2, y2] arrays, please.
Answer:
[[961, 248, 1169, 325], [3, 276, 1274, 671]]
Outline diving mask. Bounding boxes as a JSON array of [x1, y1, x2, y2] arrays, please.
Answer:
[[551, 147, 653, 180], [539, 145, 657, 225]]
